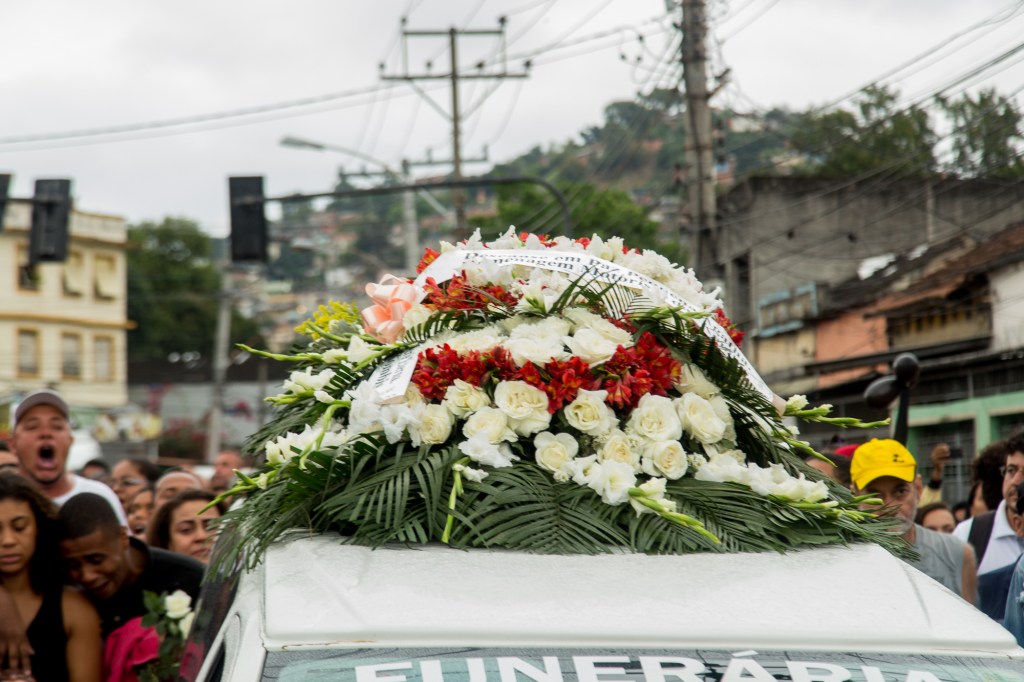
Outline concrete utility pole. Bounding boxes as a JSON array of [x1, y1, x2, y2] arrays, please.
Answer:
[[382, 19, 528, 238], [681, 0, 717, 281], [205, 255, 232, 463]]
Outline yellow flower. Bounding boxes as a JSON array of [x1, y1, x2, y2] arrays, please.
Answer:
[[296, 301, 359, 338]]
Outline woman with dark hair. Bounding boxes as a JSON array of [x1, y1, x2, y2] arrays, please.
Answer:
[[0, 473, 101, 681], [145, 490, 223, 564]]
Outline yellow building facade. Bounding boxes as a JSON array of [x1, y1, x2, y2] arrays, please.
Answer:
[[0, 199, 130, 429]]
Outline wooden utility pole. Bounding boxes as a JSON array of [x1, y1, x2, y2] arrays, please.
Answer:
[[382, 20, 528, 237], [681, 0, 717, 281]]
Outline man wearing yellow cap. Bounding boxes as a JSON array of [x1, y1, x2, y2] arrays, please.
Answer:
[[852, 438, 977, 603]]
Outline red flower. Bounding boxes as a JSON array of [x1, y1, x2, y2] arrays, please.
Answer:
[[416, 248, 440, 274], [713, 308, 745, 347]]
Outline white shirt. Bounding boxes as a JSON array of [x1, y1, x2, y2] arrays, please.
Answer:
[[953, 500, 1024, 575], [51, 473, 129, 526]]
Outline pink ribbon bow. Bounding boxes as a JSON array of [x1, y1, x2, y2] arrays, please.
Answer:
[[361, 275, 423, 343]]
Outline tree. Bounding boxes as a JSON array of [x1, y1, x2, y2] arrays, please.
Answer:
[[127, 217, 263, 362], [789, 86, 937, 179], [939, 88, 1024, 178]]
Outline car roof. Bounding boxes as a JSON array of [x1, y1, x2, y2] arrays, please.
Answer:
[[246, 535, 1021, 656]]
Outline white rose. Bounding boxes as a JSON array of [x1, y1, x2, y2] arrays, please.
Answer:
[[443, 379, 491, 418], [447, 327, 507, 354], [493, 381, 551, 436], [534, 431, 579, 482], [675, 364, 720, 400], [676, 393, 727, 444], [642, 440, 689, 480], [409, 404, 454, 446], [462, 407, 517, 443], [626, 394, 683, 442], [582, 460, 637, 505], [164, 590, 192, 620], [503, 336, 569, 367], [597, 429, 641, 471], [564, 328, 621, 366], [179, 611, 195, 637], [563, 389, 617, 436], [458, 436, 518, 468], [707, 395, 736, 442], [562, 308, 633, 346]]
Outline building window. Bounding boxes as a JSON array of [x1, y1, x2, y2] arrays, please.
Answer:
[[16, 246, 39, 291], [17, 330, 40, 377], [61, 333, 82, 380], [63, 251, 86, 296], [94, 254, 118, 300], [94, 335, 114, 382]]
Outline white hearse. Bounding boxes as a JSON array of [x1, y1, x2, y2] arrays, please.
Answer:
[[179, 535, 1024, 682]]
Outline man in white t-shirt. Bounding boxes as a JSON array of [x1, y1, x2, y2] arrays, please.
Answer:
[[9, 388, 127, 525]]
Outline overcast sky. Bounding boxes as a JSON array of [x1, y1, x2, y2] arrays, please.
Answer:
[[1, 0, 1021, 236]]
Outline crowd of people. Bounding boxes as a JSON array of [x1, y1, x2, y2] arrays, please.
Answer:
[[6, 385, 1024, 678], [810, 433, 1024, 645], [0, 389, 245, 681]]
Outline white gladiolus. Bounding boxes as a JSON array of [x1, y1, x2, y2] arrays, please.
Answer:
[[629, 476, 677, 516], [283, 367, 335, 394], [581, 460, 637, 505], [346, 336, 377, 363], [458, 436, 518, 468]]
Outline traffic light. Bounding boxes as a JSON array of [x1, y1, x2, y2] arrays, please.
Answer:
[[30, 178, 72, 263], [0, 174, 9, 232], [229, 176, 268, 262]]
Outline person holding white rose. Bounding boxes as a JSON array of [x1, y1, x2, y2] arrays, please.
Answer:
[[57, 493, 204, 678]]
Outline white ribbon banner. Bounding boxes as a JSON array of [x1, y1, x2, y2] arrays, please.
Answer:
[[369, 248, 773, 402]]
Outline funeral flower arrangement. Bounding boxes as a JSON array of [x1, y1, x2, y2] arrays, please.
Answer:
[[216, 229, 903, 564]]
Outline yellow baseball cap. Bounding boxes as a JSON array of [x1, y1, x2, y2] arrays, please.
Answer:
[[851, 438, 916, 490]]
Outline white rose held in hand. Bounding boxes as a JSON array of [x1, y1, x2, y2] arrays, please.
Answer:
[[164, 590, 192, 620]]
